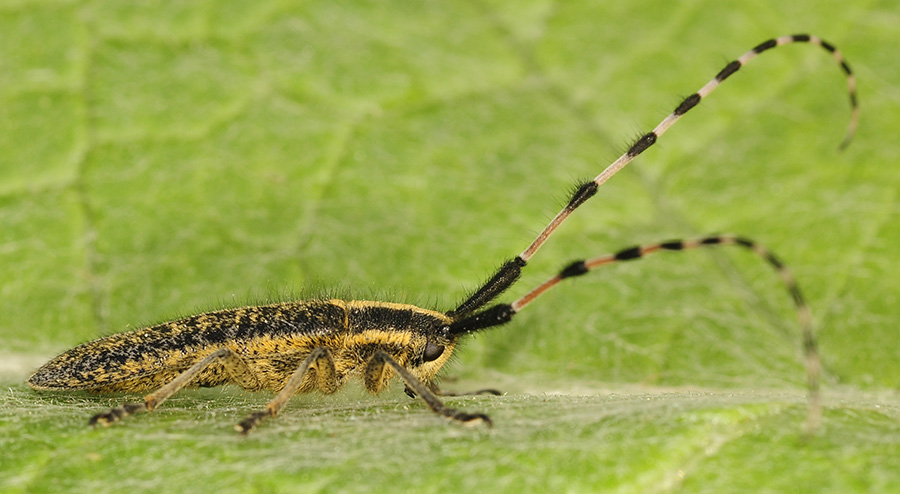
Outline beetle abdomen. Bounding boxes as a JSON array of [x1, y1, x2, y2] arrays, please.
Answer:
[[28, 300, 349, 391]]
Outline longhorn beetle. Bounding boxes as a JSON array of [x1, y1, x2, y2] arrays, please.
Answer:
[[29, 34, 858, 435]]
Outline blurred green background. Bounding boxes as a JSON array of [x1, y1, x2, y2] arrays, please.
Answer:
[[2, 1, 898, 493]]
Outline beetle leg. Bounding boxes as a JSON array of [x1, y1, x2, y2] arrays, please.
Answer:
[[90, 347, 259, 427], [236, 347, 337, 434], [368, 351, 492, 427]]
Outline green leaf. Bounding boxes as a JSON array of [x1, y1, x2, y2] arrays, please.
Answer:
[[2, 1, 898, 492]]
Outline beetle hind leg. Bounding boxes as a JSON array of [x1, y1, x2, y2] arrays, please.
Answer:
[[89, 402, 146, 427], [89, 347, 259, 428]]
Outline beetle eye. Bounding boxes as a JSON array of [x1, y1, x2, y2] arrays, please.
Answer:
[[423, 341, 445, 362]]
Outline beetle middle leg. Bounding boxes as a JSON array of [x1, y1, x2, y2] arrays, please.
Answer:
[[236, 347, 337, 434]]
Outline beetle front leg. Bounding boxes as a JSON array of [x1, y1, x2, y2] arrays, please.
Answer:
[[367, 351, 492, 427]]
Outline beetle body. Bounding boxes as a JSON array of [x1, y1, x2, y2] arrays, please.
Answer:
[[28, 34, 857, 433], [29, 300, 456, 397]]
